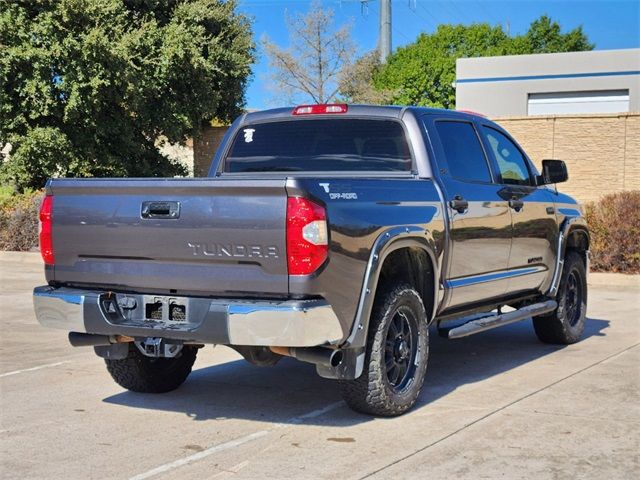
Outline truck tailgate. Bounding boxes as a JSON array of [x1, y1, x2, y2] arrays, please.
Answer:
[[48, 178, 288, 296]]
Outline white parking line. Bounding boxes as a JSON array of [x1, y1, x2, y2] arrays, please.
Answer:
[[128, 401, 344, 480], [0, 361, 71, 378], [129, 431, 270, 480]]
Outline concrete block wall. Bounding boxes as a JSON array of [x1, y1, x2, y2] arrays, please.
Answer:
[[494, 113, 640, 204]]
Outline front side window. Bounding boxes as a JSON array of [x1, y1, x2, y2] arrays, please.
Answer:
[[224, 119, 412, 173], [434, 121, 492, 183], [481, 127, 531, 185]]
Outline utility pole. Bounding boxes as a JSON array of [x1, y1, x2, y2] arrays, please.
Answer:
[[379, 0, 391, 63]]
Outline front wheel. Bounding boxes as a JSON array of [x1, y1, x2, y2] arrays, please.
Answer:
[[533, 251, 587, 344], [105, 344, 198, 393], [339, 284, 429, 416]]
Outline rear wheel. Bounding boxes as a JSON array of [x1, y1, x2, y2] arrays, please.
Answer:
[[533, 251, 587, 344], [339, 284, 429, 416], [105, 344, 197, 393]]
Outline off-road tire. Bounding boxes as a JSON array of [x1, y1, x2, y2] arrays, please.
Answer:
[[533, 251, 587, 344], [339, 284, 429, 416], [105, 344, 197, 393]]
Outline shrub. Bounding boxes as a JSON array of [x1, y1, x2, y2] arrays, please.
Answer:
[[584, 191, 640, 274], [0, 189, 43, 251]]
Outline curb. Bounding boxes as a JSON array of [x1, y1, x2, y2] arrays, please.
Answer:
[[588, 272, 640, 288], [0, 251, 42, 265]]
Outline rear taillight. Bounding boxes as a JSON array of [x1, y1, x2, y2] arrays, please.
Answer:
[[39, 195, 54, 265], [286, 197, 328, 275]]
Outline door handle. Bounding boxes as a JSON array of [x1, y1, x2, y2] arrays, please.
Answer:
[[141, 201, 180, 219], [509, 198, 524, 212], [449, 195, 469, 213]]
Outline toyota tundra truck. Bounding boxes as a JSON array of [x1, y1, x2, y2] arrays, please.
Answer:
[[33, 104, 589, 416]]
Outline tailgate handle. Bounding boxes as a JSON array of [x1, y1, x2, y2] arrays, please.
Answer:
[[141, 201, 180, 219]]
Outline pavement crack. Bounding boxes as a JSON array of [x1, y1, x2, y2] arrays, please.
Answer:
[[526, 409, 640, 423], [359, 342, 640, 480]]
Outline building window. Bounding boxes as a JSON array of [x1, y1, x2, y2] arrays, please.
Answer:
[[527, 90, 630, 115]]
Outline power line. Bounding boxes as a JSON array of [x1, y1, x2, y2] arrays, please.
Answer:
[[417, 1, 447, 27], [407, 1, 437, 30], [365, 1, 413, 45], [474, 0, 500, 24]]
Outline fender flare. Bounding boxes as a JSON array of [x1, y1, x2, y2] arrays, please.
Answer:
[[342, 226, 440, 351], [548, 215, 590, 297]]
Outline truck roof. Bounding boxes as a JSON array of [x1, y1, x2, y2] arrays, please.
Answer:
[[241, 104, 486, 125]]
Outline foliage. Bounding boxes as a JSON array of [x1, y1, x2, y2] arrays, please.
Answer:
[[0, 0, 255, 192], [371, 15, 594, 109], [510, 15, 595, 54], [585, 191, 640, 274], [0, 189, 43, 251], [337, 51, 395, 105], [263, 1, 355, 104]]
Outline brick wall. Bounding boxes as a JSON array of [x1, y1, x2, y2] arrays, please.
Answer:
[[494, 113, 640, 204], [192, 125, 229, 177]]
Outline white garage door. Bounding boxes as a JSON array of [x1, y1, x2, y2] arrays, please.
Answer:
[[528, 90, 630, 115]]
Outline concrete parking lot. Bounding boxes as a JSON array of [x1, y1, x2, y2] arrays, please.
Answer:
[[1, 253, 638, 480]]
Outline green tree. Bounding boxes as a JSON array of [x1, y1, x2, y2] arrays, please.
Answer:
[[370, 15, 594, 110], [337, 50, 395, 104], [512, 15, 595, 54], [0, 0, 255, 191], [374, 23, 511, 108]]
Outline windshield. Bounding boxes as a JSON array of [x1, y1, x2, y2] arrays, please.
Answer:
[[224, 118, 412, 173]]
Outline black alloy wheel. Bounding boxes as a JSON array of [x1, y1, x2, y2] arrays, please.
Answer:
[[385, 307, 420, 393], [533, 251, 587, 344]]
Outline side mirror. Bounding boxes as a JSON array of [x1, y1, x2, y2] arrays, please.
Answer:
[[537, 159, 568, 185]]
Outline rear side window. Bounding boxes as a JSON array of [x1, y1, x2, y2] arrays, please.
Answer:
[[435, 121, 492, 183], [224, 119, 412, 173]]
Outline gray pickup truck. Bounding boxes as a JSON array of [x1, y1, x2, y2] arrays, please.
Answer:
[[33, 104, 589, 416]]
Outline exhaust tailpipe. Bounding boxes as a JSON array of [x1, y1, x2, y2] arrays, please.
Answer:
[[68, 332, 134, 347], [270, 346, 343, 368]]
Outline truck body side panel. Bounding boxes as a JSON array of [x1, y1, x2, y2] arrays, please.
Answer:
[[286, 177, 445, 338]]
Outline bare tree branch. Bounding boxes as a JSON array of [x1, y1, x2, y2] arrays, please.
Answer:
[[262, 1, 355, 105]]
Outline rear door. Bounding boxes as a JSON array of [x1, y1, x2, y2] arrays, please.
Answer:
[[478, 124, 558, 295], [424, 116, 512, 309], [50, 178, 289, 296]]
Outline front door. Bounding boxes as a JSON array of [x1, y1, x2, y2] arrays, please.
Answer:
[[425, 117, 513, 310], [478, 124, 558, 295]]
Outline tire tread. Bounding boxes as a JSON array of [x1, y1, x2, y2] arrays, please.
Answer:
[[105, 345, 197, 393], [533, 251, 587, 344], [340, 284, 429, 416]]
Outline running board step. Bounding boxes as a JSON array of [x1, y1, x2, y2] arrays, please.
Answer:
[[444, 300, 557, 339]]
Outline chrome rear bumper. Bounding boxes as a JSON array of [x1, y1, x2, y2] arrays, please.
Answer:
[[33, 286, 343, 347]]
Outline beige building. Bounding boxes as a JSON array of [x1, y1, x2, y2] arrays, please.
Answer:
[[456, 49, 640, 117], [456, 49, 640, 204]]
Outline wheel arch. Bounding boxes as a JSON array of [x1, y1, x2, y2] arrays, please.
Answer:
[[548, 216, 590, 297], [376, 242, 437, 324], [343, 227, 439, 350], [566, 224, 590, 263]]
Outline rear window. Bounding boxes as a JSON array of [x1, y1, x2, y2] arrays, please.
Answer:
[[223, 119, 412, 173]]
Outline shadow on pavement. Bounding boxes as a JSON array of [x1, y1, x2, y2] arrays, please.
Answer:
[[103, 317, 609, 426]]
